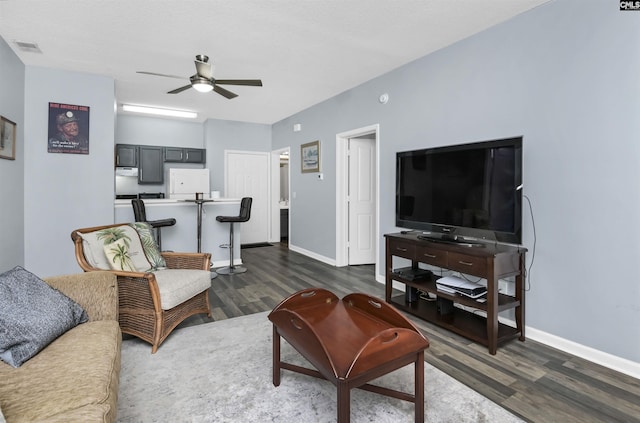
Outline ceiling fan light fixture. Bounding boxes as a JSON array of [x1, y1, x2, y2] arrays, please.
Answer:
[[192, 79, 213, 93]]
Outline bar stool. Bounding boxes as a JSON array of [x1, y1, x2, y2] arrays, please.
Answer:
[[215, 197, 252, 275], [131, 199, 176, 250]]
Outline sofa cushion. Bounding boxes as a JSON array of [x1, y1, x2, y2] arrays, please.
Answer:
[[0, 320, 121, 422], [0, 266, 88, 368], [79, 225, 152, 272], [153, 269, 211, 310], [129, 222, 167, 270]]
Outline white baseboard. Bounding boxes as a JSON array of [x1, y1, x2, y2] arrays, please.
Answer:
[[288, 243, 336, 266], [525, 326, 640, 380], [211, 258, 243, 268], [374, 273, 640, 379]]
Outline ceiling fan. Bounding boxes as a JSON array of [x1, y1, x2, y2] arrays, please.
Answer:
[[137, 54, 262, 99]]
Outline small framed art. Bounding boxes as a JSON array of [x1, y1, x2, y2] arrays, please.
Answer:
[[0, 116, 16, 160], [301, 140, 320, 173]]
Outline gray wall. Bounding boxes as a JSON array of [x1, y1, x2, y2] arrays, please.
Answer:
[[0, 37, 25, 271], [204, 118, 272, 193], [23, 66, 115, 277], [272, 0, 640, 363], [115, 114, 204, 148]]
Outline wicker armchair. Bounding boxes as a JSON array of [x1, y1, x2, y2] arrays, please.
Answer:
[[71, 223, 212, 353]]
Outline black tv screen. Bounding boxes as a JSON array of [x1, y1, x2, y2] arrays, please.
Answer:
[[396, 137, 523, 244]]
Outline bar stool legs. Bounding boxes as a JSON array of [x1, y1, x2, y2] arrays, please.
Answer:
[[216, 197, 252, 275], [217, 221, 247, 275]]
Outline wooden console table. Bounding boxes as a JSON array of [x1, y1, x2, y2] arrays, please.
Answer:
[[385, 232, 526, 355], [268, 288, 430, 423]]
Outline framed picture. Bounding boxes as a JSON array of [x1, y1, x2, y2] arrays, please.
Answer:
[[48, 102, 90, 154], [0, 116, 16, 160], [301, 140, 320, 173]]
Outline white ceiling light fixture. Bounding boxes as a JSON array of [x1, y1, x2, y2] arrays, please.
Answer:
[[122, 104, 198, 119], [191, 76, 214, 93]]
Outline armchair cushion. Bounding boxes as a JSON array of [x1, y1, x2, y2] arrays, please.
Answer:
[[0, 266, 88, 368], [153, 269, 212, 310]]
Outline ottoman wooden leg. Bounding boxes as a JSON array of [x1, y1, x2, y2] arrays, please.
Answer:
[[337, 381, 351, 423], [272, 326, 281, 387], [415, 351, 425, 423]]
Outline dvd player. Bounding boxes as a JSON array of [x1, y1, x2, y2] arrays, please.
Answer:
[[392, 267, 433, 281]]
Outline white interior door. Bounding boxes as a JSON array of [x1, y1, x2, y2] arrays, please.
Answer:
[[348, 137, 376, 265], [225, 150, 269, 245]]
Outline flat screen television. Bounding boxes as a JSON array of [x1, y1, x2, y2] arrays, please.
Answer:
[[395, 137, 523, 245]]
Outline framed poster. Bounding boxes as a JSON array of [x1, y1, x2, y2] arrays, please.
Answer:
[[0, 116, 16, 160], [48, 102, 90, 154], [301, 140, 320, 173]]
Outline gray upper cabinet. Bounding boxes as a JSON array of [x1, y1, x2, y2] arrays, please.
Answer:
[[164, 147, 184, 162], [164, 147, 206, 164], [115, 144, 138, 167], [138, 146, 164, 184], [184, 148, 205, 164], [115, 144, 205, 185]]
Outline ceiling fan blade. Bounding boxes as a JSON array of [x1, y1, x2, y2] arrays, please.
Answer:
[[137, 71, 185, 80], [195, 60, 212, 79], [215, 79, 263, 87], [168, 84, 193, 94], [213, 85, 238, 99]]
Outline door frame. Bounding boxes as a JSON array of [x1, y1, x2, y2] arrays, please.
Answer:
[[270, 147, 290, 243], [224, 149, 271, 244], [335, 124, 380, 274]]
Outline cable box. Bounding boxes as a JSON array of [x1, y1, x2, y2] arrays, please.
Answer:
[[392, 267, 433, 281]]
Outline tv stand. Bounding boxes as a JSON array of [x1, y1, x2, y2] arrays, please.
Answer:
[[385, 232, 526, 354], [417, 234, 485, 248]]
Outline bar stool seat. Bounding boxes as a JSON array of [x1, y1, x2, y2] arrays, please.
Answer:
[[131, 199, 176, 250], [215, 197, 252, 275]]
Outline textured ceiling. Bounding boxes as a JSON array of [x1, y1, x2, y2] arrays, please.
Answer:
[[0, 0, 549, 123]]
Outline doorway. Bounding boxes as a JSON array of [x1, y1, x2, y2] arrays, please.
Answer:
[[336, 124, 379, 274], [270, 147, 290, 244], [224, 150, 270, 245]]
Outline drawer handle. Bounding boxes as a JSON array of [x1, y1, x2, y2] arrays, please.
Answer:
[[458, 261, 474, 266], [395, 247, 408, 252], [423, 253, 436, 258]]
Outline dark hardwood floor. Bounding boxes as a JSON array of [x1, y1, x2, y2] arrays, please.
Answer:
[[178, 242, 640, 423]]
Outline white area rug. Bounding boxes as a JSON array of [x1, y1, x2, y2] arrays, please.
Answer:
[[118, 311, 523, 422]]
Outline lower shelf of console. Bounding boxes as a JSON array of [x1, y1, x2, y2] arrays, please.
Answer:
[[390, 294, 521, 348]]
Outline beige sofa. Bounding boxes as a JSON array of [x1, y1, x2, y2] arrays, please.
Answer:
[[0, 271, 121, 423]]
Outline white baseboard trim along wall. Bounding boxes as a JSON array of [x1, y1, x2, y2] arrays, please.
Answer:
[[381, 276, 640, 380]]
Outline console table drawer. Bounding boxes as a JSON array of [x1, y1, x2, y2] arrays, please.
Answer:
[[447, 252, 487, 276], [388, 241, 416, 260], [416, 245, 447, 267]]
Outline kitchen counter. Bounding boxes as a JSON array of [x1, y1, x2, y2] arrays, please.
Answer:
[[115, 198, 243, 268]]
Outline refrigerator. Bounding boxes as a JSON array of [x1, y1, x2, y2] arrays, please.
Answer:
[[168, 168, 210, 199]]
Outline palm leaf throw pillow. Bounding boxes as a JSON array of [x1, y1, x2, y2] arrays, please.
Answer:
[[128, 222, 167, 270]]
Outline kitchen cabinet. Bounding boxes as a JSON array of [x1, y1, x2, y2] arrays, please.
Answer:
[[138, 146, 164, 184], [164, 147, 206, 164], [115, 144, 137, 167]]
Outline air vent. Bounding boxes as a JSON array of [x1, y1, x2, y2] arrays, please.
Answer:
[[14, 41, 42, 53]]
